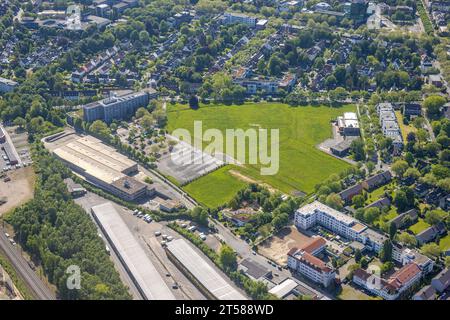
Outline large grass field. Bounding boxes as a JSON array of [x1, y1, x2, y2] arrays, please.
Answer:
[[182, 165, 247, 208], [167, 102, 354, 197]]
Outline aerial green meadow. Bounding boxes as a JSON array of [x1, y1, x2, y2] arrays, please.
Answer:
[[182, 165, 247, 208], [167, 102, 355, 205]]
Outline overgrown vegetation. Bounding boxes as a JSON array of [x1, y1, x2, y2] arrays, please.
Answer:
[[5, 144, 131, 300]]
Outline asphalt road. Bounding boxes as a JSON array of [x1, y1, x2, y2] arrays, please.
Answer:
[[0, 230, 55, 300]]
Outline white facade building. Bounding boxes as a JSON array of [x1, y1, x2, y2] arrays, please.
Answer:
[[294, 201, 367, 241]]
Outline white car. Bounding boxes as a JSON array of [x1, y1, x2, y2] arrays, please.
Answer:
[[154, 231, 161, 237], [166, 236, 174, 242]]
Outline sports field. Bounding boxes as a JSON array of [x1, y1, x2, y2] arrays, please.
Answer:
[[167, 102, 354, 203], [182, 165, 247, 208]]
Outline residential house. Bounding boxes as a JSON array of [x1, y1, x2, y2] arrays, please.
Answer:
[[364, 197, 391, 210], [416, 222, 447, 245], [339, 183, 363, 204], [388, 209, 418, 229], [413, 285, 436, 300], [361, 171, 392, 191], [431, 268, 450, 293]]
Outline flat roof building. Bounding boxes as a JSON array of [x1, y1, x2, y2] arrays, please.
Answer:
[[165, 239, 247, 300], [268, 279, 298, 299], [91, 202, 175, 300], [295, 201, 367, 241], [52, 135, 149, 201], [83, 90, 155, 123]]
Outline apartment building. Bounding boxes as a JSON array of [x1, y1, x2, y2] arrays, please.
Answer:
[[353, 263, 422, 300], [223, 12, 257, 28], [294, 201, 367, 241], [83, 90, 154, 123], [287, 237, 336, 287], [376, 103, 403, 154]]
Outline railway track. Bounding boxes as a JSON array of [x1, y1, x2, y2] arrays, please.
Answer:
[[0, 230, 55, 300]]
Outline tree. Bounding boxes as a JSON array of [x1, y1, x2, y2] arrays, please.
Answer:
[[354, 249, 362, 263], [352, 195, 365, 209], [363, 207, 380, 224], [379, 240, 392, 263], [394, 190, 409, 212], [423, 95, 446, 118], [191, 207, 209, 226], [366, 161, 375, 174], [13, 117, 26, 129], [89, 120, 110, 137], [404, 167, 421, 180], [389, 223, 397, 240], [219, 244, 237, 270], [380, 261, 394, 275], [140, 115, 154, 132], [350, 138, 366, 161], [424, 210, 448, 226], [421, 243, 441, 259], [360, 257, 369, 269], [397, 232, 417, 247], [189, 95, 199, 109], [391, 160, 409, 178], [325, 193, 343, 210]]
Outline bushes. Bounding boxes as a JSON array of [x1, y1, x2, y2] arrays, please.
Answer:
[[6, 145, 131, 300]]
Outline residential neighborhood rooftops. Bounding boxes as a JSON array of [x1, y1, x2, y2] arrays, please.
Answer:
[[362, 171, 392, 190]]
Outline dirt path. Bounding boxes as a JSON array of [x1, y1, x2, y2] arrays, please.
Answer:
[[228, 169, 280, 194]]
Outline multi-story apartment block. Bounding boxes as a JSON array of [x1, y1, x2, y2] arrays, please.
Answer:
[[223, 12, 257, 28], [294, 201, 367, 241], [353, 263, 422, 300], [83, 90, 155, 123], [376, 102, 403, 154], [287, 237, 336, 287]]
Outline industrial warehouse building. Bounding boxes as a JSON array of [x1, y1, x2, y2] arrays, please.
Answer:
[[165, 239, 247, 300], [91, 202, 175, 300], [52, 135, 152, 201]]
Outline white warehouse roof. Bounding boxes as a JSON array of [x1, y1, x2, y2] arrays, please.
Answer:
[[166, 239, 247, 300], [269, 278, 298, 299], [91, 202, 175, 300]]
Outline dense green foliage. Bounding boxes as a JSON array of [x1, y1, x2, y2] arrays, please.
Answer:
[[6, 145, 131, 300]]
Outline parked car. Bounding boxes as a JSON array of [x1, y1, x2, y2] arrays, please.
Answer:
[[154, 231, 161, 237]]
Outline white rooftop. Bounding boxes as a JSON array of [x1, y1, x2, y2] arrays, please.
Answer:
[[269, 278, 298, 299], [92, 202, 175, 300], [297, 201, 356, 226], [166, 239, 247, 300]]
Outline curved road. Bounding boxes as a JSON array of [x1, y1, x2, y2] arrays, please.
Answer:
[[0, 231, 55, 300]]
